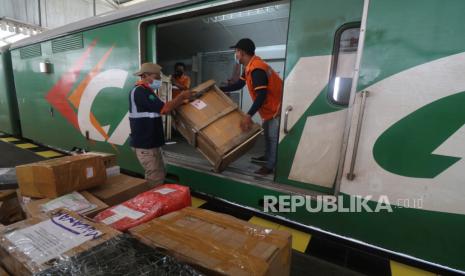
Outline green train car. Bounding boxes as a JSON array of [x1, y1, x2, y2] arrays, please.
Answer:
[[0, 46, 20, 136], [2, 0, 465, 272]]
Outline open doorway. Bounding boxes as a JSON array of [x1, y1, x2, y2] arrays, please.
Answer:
[[156, 1, 290, 179]]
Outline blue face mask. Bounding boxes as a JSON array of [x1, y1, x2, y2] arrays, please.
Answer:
[[150, 79, 162, 90]]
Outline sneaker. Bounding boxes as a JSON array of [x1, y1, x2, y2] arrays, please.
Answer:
[[254, 166, 273, 176], [251, 155, 267, 164]]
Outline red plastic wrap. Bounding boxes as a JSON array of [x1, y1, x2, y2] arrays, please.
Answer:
[[94, 184, 191, 231]]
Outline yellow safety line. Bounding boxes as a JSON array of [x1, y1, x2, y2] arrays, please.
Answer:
[[35, 150, 63, 158], [249, 216, 280, 229], [278, 225, 311, 253], [390, 261, 436, 276], [0, 137, 19, 142], [16, 143, 38, 149], [191, 196, 207, 208]]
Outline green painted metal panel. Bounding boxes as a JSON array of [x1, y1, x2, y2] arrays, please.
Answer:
[[360, 0, 465, 186], [358, 0, 465, 90], [0, 49, 21, 135], [275, 0, 363, 191]]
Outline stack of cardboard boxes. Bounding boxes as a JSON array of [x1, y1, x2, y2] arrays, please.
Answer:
[[0, 151, 292, 275], [15, 153, 151, 220]]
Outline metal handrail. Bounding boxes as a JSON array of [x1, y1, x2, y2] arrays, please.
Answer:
[[284, 105, 293, 134], [347, 90, 369, 180]]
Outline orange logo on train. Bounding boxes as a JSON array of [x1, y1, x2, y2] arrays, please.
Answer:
[[45, 40, 130, 147]]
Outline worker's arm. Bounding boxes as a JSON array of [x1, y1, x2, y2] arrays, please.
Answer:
[[161, 90, 192, 114], [171, 76, 191, 90], [172, 78, 188, 91], [220, 77, 246, 92], [241, 69, 269, 131]]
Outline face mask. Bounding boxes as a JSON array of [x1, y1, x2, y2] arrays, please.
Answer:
[[175, 70, 183, 77], [149, 79, 162, 90], [234, 53, 240, 64]]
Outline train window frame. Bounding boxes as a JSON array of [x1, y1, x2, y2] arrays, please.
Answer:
[[327, 22, 361, 106]]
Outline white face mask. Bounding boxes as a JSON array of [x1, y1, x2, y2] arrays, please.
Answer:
[[149, 79, 162, 90], [234, 52, 240, 64]]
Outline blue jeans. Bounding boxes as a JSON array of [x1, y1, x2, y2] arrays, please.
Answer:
[[263, 116, 279, 170]]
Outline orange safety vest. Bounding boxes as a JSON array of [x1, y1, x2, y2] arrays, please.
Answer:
[[243, 55, 283, 121], [172, 75, 191, 98]]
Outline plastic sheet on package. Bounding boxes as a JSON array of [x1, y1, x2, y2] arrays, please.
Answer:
[[94, 184, 191, 231], [0, 209, 120, 275], [0, 168, 17, 190], [130, 207, 292, 276], [35, 235, 202, 276]]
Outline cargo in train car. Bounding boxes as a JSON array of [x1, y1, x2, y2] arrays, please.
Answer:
[[173, 80, 262, 172], [155, 1, 290, 177]]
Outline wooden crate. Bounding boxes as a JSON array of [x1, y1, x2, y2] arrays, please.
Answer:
[[173, 80, 262, 172]]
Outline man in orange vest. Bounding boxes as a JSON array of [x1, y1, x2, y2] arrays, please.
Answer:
[[171, 62, 191, 99], [221, 38, 283, 176]]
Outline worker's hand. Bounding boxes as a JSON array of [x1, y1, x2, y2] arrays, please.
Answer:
[[180, 90, 193, 100], [240, 115, 253, 132], [160, 105, 170, 115]]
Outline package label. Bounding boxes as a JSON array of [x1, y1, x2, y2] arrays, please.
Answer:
[[155, 187, 177, 195], [101, 213, 125, 225], [6, 212, 102, 265], [112, 205, 144, 219], [190, 99, 207, 110], [106, 166, 120, 177], [100, 205, 144, 225], [86, 167, 94, 178]]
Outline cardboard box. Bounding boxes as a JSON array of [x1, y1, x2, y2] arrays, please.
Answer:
[[130, 207, 292, 276], [0, 191, 24, 225], [16, 155, 106, 199], [173, 80, 262, 172], [0, 209, 120, 275], [84, 152, 118, 168], [24, 191, 108, 219], [0, 265, 10, 276], [89, 174, 150, 206], [0, 190, 16, 202]]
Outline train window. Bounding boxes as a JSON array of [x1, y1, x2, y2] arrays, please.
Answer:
[[328, 23, 360, 106]]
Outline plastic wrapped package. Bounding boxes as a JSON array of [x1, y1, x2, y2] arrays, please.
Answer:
[[24, 191, 108, 219], [94, 184, 191, 231], [0, 209, 120, 275], [130, 207, 292, 276], [35, 235, 202, 276], [0, 168, 17, 190]]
